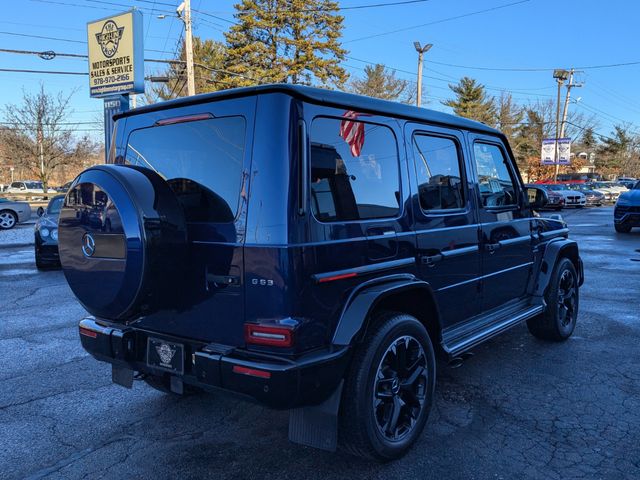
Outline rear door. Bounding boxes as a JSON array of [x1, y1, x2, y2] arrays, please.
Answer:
[[117, 97, 255, 346], [469, 135, 533, 312], [406, 124, 481, 328]]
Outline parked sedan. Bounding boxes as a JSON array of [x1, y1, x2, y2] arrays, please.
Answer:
[[34, 195, 64, 268], [528, 184, 564, 210], [543, 184, 586, 208], [587, 182, 620, 203], [0, 197, 32, 229], [566, 184, 604, 206], [614, 181, 640, 233]]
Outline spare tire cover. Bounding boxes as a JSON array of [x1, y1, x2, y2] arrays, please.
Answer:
[[58, 164, 188, 321]]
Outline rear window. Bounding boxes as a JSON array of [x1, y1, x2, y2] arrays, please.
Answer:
[[309, 115, 400, 222], [124, 116, 246, 222]]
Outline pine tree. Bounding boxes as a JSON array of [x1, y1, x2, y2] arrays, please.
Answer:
[[581, 126, 597, 149], [350, 64, 409, 102], [223, 0, 348, 88], [597, 125, 634, 176], [443, 77, 496, 126], [496, 92, 523, 142], [151, 37, 227, 100]]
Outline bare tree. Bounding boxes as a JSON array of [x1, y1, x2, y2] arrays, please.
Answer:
[[1, 84, 98, 192]]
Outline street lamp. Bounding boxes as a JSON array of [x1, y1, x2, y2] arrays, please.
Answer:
[[414, 42, 432, 107]]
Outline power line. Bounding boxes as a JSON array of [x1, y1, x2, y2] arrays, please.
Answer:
[[344, 0, 530, 44], [0, 68, 87, 75], [0, 31, 85, 44], [424, 58, 640, 73]]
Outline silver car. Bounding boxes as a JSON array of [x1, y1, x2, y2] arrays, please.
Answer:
[[0, 197, 32, 229]]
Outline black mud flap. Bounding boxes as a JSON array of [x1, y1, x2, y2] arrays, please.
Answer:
[[288, 380, 343, 452], [112, 366, 134, 388]]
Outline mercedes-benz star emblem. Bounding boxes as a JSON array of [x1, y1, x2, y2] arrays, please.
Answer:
[[82, 233, 96, 257]]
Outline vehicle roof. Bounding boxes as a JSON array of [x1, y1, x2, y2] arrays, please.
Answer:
[[115, 83, 501, 136]]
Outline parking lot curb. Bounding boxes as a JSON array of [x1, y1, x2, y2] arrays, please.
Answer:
[[0, 242, 34, 249]]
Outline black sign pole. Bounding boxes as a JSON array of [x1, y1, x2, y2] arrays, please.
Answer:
[[103, 94, 130, 163]]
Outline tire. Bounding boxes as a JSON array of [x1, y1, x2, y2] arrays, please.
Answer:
[[0, 210, 17, 230], [35, 248, 47, 270], [527, 257, 579, 341], [614, 224, 632, 233], [143, 373, 202, 395], [339, 312, 436, 461]]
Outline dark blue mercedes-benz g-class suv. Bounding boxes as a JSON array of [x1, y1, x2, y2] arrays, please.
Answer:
[[58, 84, 583, 461]]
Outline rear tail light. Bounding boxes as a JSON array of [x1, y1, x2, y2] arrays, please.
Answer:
[[232, 365, 271, 379], [79, 326, 97, 338], [244, 323, 294, 347]]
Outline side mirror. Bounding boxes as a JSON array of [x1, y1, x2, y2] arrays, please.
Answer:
[[526, 187, 548, 210], [37, 207, 45, 217], [20, 185, 26, 190]]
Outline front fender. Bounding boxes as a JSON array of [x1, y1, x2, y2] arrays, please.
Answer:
[[532, 238, 583, 301], [332, 274, 440, 347]]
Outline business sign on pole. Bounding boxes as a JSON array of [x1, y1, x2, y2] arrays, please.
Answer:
[[541, 139, 556, 165], [557, 138, 571, 164], [541, 138, 572, 165], [87, 10, 144, 98]]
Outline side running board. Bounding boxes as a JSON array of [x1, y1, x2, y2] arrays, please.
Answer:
[[442, 303, 544, 357]]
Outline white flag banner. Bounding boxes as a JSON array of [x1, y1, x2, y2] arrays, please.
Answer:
[[541, 138, 571, 165], [541, 139, 556, 165], [558, 138, 571, 164]]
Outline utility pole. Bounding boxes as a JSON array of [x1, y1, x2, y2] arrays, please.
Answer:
[[413, 42, 432, 107], [36, 104, 45, 191], [552, 69, 570, 182], [560, 69, 582, 138], [178, 0, 195, 96]]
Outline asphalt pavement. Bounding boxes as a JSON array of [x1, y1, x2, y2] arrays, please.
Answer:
[[0, 207, 639, 479]]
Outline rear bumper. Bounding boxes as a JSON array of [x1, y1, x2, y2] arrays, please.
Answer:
[[78, 317, 350, 409]]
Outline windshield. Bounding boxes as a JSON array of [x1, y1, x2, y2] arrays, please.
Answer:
[[634, 181, 640, 190], [125, 116, 246, 223], [546, 184, 564, 191], [25, 182, 43, 189], [47, 196, 64, 215]]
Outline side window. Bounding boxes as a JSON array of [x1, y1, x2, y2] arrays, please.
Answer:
[[412, 134, 465, 211], [309, 116, 400, 222], [473, 142, 517, 208]]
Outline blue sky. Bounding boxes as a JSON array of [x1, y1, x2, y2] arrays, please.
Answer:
[[1, 0, 639, 142]]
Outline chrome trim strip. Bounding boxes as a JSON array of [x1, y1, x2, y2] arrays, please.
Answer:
[[437, 262, 533, 292]]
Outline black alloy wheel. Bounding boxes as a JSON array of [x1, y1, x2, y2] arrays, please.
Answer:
[[556, 269, 577, 329], [340, 312, 436, 461], [527, 257, 579, 341], [373, 335, 429, 442]]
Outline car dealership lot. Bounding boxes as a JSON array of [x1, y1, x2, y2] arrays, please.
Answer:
[[0, 207, 638, 480]]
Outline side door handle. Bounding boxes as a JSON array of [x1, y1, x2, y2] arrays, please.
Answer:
[[421, 253, 443, 267], [484, 242, 501, 254]]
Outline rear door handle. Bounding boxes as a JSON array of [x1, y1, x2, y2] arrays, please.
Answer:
[[421, 254, 443, 267], [484, 242, 501, 254], [366, 226, 397, 237]]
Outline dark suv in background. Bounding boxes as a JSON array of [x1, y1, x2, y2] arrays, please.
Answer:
[[58, 85, 583, 461]]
